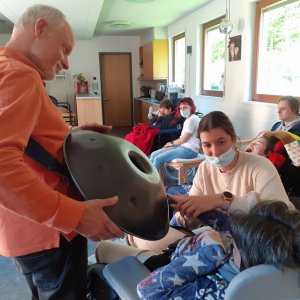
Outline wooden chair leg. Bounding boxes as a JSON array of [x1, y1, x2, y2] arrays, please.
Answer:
[[178, 166, 186, 185], [159, 164, 165, 183]]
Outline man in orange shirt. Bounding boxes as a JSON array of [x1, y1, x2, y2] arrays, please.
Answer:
[[0, 4, 123, 299]]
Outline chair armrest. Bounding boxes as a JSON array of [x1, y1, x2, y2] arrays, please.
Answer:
[[103, 256, 151, 300], [158, 128, 181, 135], [57, 101, 71, 111], [171, 153, 206, 163]]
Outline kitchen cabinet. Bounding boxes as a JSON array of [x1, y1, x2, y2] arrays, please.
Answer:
[[142, 40, 168, 80], [134, 98, 159, 125], [76, 95, 103, 126]]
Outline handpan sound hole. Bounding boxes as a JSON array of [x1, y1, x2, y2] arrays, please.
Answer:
[[128, 151, 152, 174], [128, 196, 138, 207], [89, 138, 97, 142]]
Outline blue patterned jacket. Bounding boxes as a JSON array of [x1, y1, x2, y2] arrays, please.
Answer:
[[137, 233, 233, 300]]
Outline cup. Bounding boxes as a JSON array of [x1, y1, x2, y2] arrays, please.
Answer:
[[150, 89, 156, 99]]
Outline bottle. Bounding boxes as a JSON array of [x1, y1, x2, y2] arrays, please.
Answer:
[[88, 82, 93, 95], [92, 77, 98, 95]]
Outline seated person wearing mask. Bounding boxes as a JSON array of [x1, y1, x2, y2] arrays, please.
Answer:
[[271, 96, 300, 136], [168, 111, 293, 230], [149, 97, 200, 171]]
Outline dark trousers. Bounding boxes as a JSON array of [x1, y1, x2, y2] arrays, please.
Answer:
[[13, 235, 87, 300]]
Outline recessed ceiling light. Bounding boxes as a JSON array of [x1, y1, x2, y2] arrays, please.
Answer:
[[125, 0, 154, 3], [109, 21, 131, 28]]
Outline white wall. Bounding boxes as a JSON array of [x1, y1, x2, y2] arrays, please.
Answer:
[[0, 34, 140, 111], [168, 0, 278, 140], [47, 35, 140, 110], [0, 34, 10, 45]]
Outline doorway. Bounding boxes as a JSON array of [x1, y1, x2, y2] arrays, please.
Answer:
[[99, 53, 133, 126]]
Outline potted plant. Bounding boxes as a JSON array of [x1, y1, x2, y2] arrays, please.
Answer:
[[73, 73, 88, 94]]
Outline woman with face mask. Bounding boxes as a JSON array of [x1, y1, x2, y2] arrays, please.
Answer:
[[169, 111, 294, 230], [149, 97, 200, 171]]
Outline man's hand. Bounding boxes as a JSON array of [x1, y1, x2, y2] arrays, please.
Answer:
[[75, 196, 124, 241], [79, 123, 112, 133]]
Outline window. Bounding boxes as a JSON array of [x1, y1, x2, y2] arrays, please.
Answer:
[[172, 33, 185, 88], [201, 17, 225, 97], [253, 0, 300, 102]]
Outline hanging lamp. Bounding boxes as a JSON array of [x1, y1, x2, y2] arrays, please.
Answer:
[[219, 0, 233, 34]]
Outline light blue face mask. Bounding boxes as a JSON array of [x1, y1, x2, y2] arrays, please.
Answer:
[[205, 146, 236, 167], [180, 109, 190, 118]]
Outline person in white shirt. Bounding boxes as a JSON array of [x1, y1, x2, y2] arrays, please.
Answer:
[[149, 97, 200, 171]]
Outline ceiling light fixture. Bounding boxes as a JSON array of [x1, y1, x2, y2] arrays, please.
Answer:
[[125, 0, 154, 3], [219, 0, 233, 35], [109, 21, 131, 28]]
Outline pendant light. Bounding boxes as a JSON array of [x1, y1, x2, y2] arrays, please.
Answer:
[[219, 0, 233, 35]]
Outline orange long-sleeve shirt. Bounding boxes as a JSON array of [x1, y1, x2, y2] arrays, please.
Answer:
[[0, 47, 85, 257]]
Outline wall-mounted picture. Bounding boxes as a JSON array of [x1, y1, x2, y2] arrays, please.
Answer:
[[228, 35, 242, 61]]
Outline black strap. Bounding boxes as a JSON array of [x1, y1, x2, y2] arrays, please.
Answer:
[[24, 137, 68, 180]]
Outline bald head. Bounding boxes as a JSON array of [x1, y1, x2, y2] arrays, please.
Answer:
[[7, 4, 74, 81], [15, 4, 66, 30]]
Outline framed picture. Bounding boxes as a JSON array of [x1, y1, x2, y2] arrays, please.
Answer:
[[228, 35, 242, 61]]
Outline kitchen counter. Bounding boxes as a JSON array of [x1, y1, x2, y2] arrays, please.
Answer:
[[136, 97, 160, 104], [75, 95, 102, 125], [75, 93, 100, 99], [134, 97, 159, 124]]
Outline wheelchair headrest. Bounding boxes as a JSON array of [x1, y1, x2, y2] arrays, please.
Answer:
[[264, 131, 300, 167]]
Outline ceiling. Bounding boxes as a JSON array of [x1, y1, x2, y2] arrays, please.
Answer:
[[0, 0, 212, 39]]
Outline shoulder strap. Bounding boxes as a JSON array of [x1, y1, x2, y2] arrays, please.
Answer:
[[24, 137, 68, 180]]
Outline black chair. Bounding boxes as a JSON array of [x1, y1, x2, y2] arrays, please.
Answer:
[[151, 127, 182, 152], [49, 95, 75, 125]]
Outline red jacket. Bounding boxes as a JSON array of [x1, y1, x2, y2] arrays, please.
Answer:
[[125, 123, 160, 155]]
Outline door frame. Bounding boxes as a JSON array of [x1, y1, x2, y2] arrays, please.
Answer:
[[99, 52, 134, 126]]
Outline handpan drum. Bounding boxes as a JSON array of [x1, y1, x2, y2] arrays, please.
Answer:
[[63, 130, 169, 240]]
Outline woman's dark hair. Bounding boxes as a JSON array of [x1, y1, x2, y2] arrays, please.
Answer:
[[198, 111, 237, 143], [278, 96, 300, 116], [262, 135, 280, 156], [176, 97, 196, 115], [159, 98, 174, 111], [229, 200, 300, 271]]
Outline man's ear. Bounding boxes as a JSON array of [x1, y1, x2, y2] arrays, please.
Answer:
[[34, 18, 48, 39]]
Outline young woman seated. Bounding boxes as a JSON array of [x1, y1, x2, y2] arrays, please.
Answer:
[[149, 97, 200, 171], [168, 111, 293, 230], [137, 201, 300, 300], [245, 134, 300, 197]]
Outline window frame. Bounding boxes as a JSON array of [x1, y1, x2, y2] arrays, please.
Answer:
[[172, 32, 186, 84], [252, 0, 300, 103], [201, 16, 225, 97]]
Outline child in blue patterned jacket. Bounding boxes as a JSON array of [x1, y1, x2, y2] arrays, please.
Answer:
[[137, 200, 300, 300]]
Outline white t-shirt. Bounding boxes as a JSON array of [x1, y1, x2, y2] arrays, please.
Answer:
[[180, 114, 200, 153]]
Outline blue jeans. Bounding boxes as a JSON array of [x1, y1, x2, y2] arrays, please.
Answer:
[[13, 235, 87, 300], [149, 146, 198, 171]]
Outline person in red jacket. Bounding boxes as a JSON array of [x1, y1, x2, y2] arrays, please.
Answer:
[[0, 4, 123, 299]]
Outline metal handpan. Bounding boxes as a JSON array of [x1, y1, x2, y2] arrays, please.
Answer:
[[63, 130, 169, 240]]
